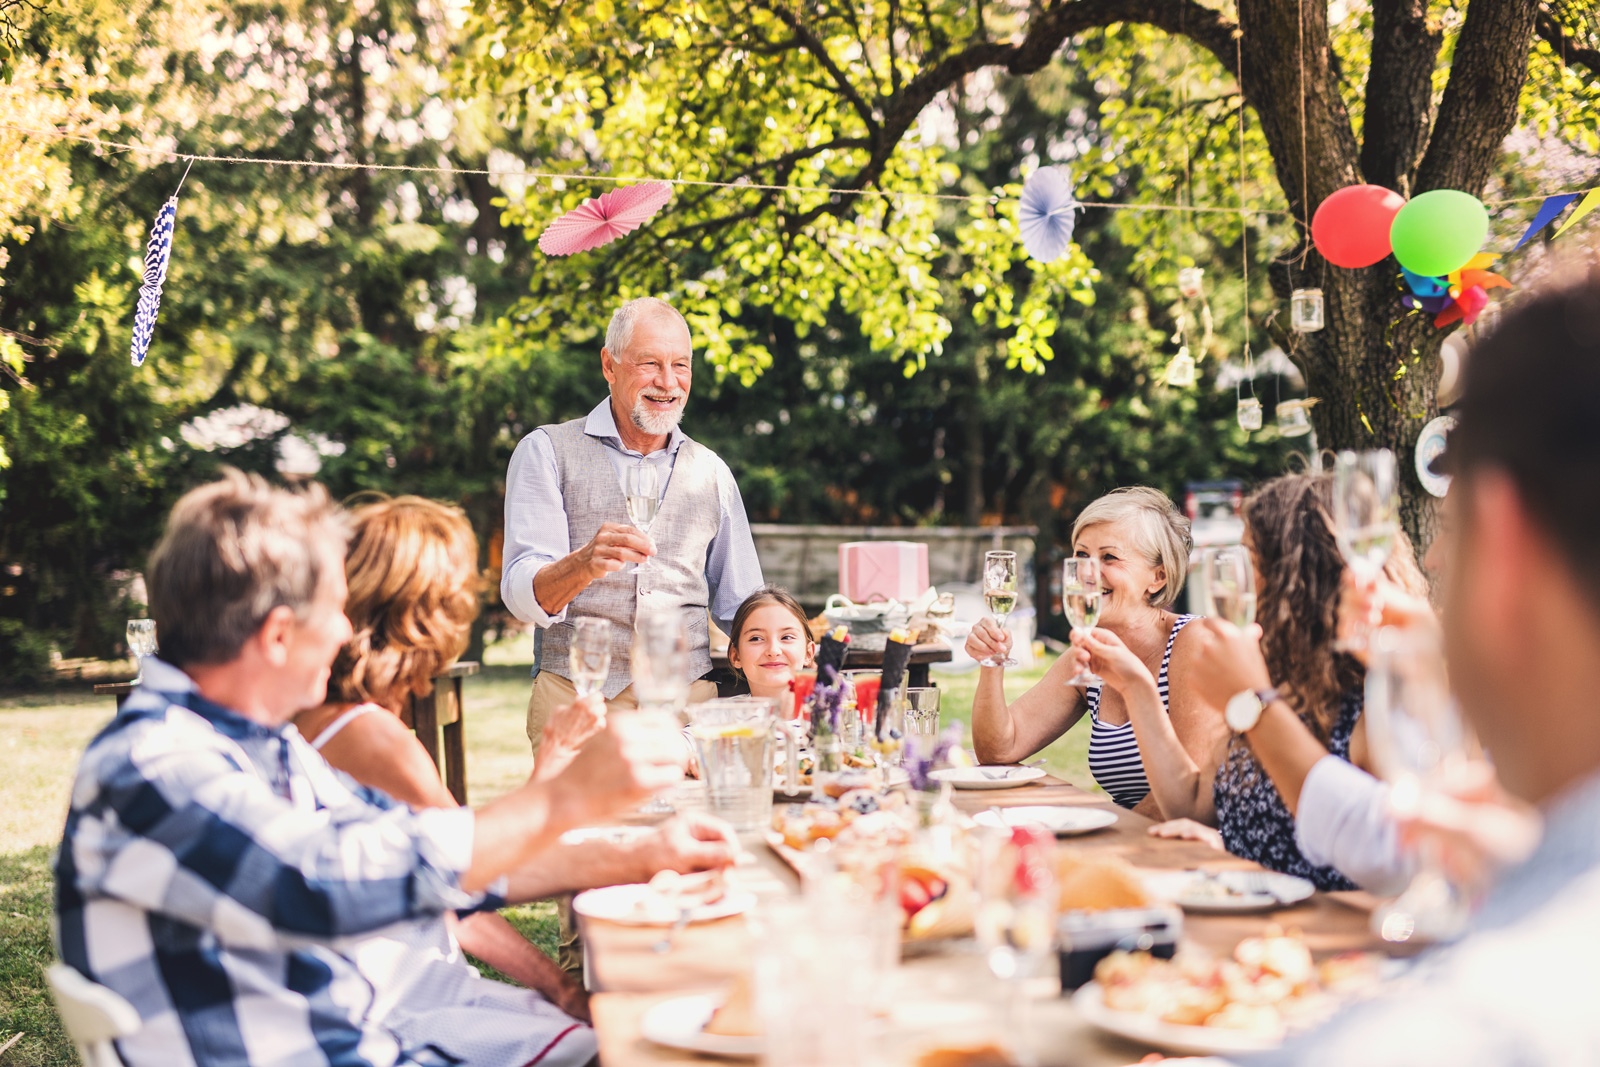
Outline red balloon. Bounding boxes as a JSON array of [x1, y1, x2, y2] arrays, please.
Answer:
[[1311, 184, 1407, 268]]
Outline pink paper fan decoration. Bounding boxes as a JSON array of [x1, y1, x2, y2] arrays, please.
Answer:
[[538, 181, 674, 256]]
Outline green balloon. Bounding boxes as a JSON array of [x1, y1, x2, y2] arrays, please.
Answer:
[[1389, 190, 1489, 277]]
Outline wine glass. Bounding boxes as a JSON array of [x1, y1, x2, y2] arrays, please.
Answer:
[[633, 610, 691, 812], [126, 619, 157, 683], [1364, 625, 1470, 944], [975, 824, 1057, 1067], [569, 617, 612, 700], [1203, 545, 1256, 627], [1332, 449, 1400, 650], [980, 550, 1019, 668], [621, 461, 660, 576], [1062, 557, 1103, 687]]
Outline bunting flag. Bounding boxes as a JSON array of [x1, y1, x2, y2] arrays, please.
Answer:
[[1510, 193, 1580, 250], [1552, 188, 1600, 240], [130, 196, 178, 367]]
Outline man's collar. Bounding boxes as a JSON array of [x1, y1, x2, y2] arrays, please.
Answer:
[[584, 397, 686, 457], [130, 656, 284, 740]]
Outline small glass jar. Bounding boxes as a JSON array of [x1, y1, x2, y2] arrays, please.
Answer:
[[1177, 266, 1205, 299], [1237, 396, 1263, 432], [1277, 398, 1315, 438], [1166, 347, 1197, 387], [1290, 288, 1325, 332]]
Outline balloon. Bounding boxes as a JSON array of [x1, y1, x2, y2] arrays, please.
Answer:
[[1390, 190, 1489, 277], [1312, 184, 1407, 267], [1401, 267, 1447, 297]]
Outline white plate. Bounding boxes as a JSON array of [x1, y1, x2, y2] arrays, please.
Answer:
[[1141, 870, 1317, 913], [1071, 982, 1282, 1057], [558, 825, 653, 846], [972, 805, 1118, 836], [930, 765, 1048, 790], [572, 883, 757, 926], [638, 993, 762, 1058]]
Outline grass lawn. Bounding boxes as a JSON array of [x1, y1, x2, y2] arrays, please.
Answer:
[[0, 645, 1089, 1063]]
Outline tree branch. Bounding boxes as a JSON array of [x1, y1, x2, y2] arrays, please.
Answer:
[[1415, 0, 1540, 194], [1537, 7, 1600, 80], [1360, 0, 1442, 193]]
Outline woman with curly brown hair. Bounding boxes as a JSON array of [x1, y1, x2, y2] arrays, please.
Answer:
[[1184, 472, 1431, 890]]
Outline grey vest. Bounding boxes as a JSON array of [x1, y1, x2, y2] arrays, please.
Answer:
[[536, 418, 720, 698]]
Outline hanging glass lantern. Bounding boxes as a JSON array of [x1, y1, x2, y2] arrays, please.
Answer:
[[1166, 346, 1197, 387], [1290, 288, 1325, 333], [1237, 396, 1263, 432], [1177, 267, 1205, 299], [1276, 397, 1318, 438]]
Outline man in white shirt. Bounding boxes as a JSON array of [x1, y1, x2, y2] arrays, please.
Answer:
[[500, 297, 764, 760]]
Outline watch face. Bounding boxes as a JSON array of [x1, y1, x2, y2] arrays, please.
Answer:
[[1225, 690, 1261, 733]]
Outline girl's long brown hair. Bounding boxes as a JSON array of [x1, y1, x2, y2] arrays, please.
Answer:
[[327, 496, 484, 710], [1244, 473, 1428, 741]]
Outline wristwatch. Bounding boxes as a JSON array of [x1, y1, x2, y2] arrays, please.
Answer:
[[1224, 686, 1280, 733]]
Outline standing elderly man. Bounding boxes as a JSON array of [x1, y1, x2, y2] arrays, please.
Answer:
[[502, 296, 764, 759]]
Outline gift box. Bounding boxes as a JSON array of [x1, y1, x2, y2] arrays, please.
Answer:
[[838, 541, 930, 604]]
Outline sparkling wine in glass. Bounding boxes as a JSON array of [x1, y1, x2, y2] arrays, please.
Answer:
[[621, 461, 660, 576], [976, 825, 1057, 1067], [1062, 557, 1103, 687], [569, 617, 611, 700], [126, 619, 157, 683], [1333, 449, 1399, 649], [981, 550, 1020, 668], [1364, 626, 1470, 944], [1203, 545, 1257, 628]]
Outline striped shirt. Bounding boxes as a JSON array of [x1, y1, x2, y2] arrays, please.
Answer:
[[1085, 614, 1198, 808]]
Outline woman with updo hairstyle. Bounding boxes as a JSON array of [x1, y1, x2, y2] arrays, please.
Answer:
[[970, 486, 1221, 820]]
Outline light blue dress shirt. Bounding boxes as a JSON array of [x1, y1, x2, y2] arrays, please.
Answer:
[[499, 398, 763, 641]]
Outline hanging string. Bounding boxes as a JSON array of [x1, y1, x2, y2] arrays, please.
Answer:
[[5, 119, 1304, 216], [1236, 21, 1255, 401], [1296, 0, 1311, 264]]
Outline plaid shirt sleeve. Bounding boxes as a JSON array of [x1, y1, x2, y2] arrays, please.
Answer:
[[59, 699, 485, 947]]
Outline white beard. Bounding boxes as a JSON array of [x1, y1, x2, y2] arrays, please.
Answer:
[[631, 396, 685, 435]]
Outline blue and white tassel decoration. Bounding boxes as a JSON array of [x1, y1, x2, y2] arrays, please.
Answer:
[[129, 161, 191, 367]]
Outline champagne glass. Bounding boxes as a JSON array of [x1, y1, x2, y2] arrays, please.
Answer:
[[1062, 557, 1103, 687], [975, 825, 1057, 1067], [1332, 449, 1399, 650], [569, 617, 611, 700], [1203, 545, 1257, 627], [1364, 625, 1470, 944], [126, 619, 157, 683], [980, 550, 1020, 668], [621, 461, 660, 576], [633, 610, 691, 812]]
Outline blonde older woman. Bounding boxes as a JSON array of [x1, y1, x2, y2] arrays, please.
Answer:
[[969, 487, 1222, 818]]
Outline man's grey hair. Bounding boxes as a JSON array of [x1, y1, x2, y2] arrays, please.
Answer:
[[605, 297, 691, 357]]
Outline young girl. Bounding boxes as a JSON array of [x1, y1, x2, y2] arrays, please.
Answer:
[[726, 586, 816, 713]]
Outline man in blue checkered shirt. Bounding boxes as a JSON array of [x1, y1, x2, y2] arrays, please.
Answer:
[[55, 472, 692, 1066]]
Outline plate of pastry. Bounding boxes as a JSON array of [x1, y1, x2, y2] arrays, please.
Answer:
[[573, 870, 754, 926], [639, 982, 762, 1058]]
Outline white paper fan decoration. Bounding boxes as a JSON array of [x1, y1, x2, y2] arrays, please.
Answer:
[[1018, 166, 1078, 263]]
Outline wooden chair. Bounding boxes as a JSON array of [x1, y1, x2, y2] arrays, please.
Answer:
[[45, 963, 140, 1067], [398, 661, 479, 806]]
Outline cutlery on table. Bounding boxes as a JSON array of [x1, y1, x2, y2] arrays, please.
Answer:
[[653, 907, 692, 954]]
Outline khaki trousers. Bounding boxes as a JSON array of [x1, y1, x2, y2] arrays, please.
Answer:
[[526, 670, 719, 981]]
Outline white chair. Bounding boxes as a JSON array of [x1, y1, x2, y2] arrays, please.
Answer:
[[45, 963, 140, 1067]]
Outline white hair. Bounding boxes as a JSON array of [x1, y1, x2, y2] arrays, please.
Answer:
[[1070, 486, 1194, 609], [605, 297, 691, 357]]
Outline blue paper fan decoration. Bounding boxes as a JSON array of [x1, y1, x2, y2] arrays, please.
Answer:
[[130, 195, 178, 367], [1018, 165, 1078, 263]]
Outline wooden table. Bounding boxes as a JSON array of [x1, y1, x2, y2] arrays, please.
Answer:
[[710, 640, 954, 689], [101, 661, 480, 807], [583, 776, 1392, 1067]]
